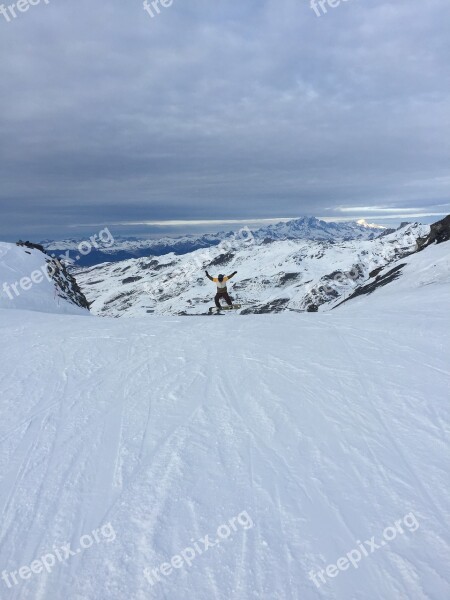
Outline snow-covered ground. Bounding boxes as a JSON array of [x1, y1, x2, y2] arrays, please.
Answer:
[[0, 237, 449, 599]]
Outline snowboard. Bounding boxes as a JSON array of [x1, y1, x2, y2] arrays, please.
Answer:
[[208, 304, 241, 314]]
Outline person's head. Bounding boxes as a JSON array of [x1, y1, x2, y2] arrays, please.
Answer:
[[218, 274, 224, 282]]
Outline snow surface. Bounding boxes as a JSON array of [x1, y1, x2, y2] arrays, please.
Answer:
[[0, 238, 449, 599]]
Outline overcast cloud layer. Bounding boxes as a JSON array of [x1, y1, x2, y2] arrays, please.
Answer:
[[0, 0, 449, 240]]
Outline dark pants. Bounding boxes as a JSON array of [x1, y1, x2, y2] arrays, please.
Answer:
[[215, 291, 232, 308]]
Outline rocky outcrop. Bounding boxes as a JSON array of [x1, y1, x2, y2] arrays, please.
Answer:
[[417, 215, 450, 250], [241, 298, 290, 314], [50, 260, 90, 310], [17, 240, 46, 253]]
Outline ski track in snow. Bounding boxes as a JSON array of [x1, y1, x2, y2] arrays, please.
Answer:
[[0, 302, 449, 600]]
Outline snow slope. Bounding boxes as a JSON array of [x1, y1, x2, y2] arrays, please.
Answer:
[[0, 239, 449, 599], [334, 240, 450, 313], [0, 242, 89, 315]]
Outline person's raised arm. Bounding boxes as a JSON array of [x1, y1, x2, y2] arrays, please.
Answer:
[[205, 270, 214, 281], [227, 271, 237, 279]]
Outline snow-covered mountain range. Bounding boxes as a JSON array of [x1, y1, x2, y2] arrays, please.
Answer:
[[75, 220, 429, 317], [42, 217, 386, 267]]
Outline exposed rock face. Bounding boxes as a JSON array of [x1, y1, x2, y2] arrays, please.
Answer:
[[241, 298, 290, 314], [369, 266, 384, 278], [17, 240, 46, 253], [208, 252, 236, 267], [306, 304, 318, 312], [417, 215, 450, 250], [279, 272, 302, 285], [50, 260, 90, 310]]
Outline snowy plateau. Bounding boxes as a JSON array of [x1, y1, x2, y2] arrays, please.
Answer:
[[0, 216, 449, 600]]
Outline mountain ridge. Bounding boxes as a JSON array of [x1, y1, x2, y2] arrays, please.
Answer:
[[41, 217, 387, 267]]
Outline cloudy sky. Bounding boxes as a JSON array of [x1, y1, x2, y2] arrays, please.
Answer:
[[0, 0, 449, 241]]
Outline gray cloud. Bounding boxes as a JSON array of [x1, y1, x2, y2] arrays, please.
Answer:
[[0, 0, 449, 240]]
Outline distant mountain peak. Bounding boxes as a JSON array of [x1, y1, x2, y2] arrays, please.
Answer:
[[252, 216, 385, 242], [356, 218, 386, 229]]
